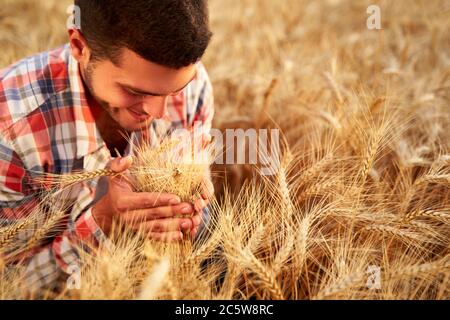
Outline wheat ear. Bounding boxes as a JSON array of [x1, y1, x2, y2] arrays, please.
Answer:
[[35, 169, 119, 188], [0, 219, 30, 248], [241, 248, 285, 300]]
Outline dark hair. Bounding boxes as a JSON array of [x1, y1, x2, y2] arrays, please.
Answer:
[[74, 0, 212, 69]]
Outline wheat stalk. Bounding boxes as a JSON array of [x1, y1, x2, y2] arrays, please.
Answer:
[[240, 247, 285, 300], [404, 208, 450, 221], [297, 179, 337, 202], [35, 169, 119, 188], [314, 272, 365, 300], [256, 78, 278, 127], [386, 257, 450, 280], [138, 257, 170, 300], [272, 230, 295, 273], [421, 174, 450, 184], [363, 224, 431, 243]]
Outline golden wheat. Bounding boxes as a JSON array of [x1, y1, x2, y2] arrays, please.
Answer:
[[0, 0, 449, 300]]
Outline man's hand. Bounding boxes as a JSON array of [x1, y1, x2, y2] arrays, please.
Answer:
[[92, 156, 206, 242], [190, 174, 214, 235]]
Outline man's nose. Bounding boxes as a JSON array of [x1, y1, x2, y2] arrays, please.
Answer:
[[142, 96, 168, 119]]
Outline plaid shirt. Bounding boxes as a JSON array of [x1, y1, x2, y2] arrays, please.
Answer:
[[0, 44, 214, 290]]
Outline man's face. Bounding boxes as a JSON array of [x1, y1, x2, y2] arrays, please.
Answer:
[[80, 48, 197, 132]]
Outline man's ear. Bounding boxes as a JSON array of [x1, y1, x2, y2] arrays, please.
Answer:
[[68, 29, 91, 64]]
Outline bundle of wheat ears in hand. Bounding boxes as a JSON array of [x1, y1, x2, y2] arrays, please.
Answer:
[[35, 130, 216, 229]]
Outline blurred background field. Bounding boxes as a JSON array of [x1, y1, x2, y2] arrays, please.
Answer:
[[1, 0, 449, 156], [0, 0, 449, 299]]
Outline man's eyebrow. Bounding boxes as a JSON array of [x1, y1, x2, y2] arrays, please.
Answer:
[[119, 73, 197, 97]]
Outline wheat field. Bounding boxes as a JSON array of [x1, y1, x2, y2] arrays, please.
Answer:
[[0, 0, 449, 300]]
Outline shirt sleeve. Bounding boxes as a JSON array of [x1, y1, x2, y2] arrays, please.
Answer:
[[190, 62, 215, 131], [189, 62, 214, 182], [0, 137, 107, 291]]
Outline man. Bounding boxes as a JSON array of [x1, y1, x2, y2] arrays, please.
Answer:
[[0, 0, 214, 290]]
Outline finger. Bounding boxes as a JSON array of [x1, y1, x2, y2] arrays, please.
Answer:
[[190, 227, 199, 237], [200, 178, 214, 200], [148, 231, 184, 242], [141, 217, 193, 233], [109, 156, 133, 173], [190, 212, 202, 228], [121, 203, 195, 224], [146, 202, 194, 218], [115, 192, 181, 212], [193, 198, 208, 213]]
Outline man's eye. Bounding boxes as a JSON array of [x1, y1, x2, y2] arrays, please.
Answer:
[[126, 89, 144, 97]]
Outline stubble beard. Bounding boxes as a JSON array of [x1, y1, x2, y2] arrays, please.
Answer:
[[82, 62, 130, 132]]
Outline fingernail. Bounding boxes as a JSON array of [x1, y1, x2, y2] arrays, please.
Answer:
[[169, 197, 181, 205], [181, 222, 190, 229], [182, 205, 192, 214]]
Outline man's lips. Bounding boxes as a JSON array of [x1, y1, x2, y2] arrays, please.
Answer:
[[128, 108, 151, 121]]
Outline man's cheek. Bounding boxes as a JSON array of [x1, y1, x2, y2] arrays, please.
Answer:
[[99, 88, 137, 108], [107, 98, 127, 110]]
